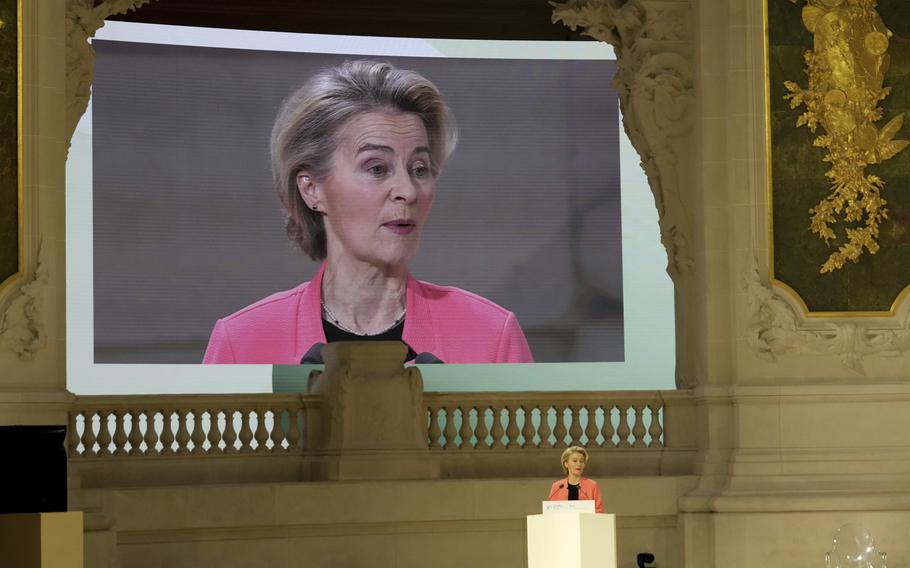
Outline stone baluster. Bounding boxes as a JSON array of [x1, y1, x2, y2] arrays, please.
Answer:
[[82, 411, 98, 457], [604, 406, 617, 447], [616, 405, 632, 448], [490, 404, 505, 449], [553, 406, 568, 448], [145, 411, 161, 456], [505, 406, 520, 448], [97, 411, 114, 456], [427, 405, 443, 448], [442, 407, 458, 449], [568, 405, 583, 446], [647, 404, 664, 447], [538, 406, 553, 448], [253, 407, 270, 452], [223, 409, 239, 453], [206, 410, 223, 454], [475, 406, 491, 449], [159, 409, 177, 455], [190, 409, 207, 455], [111, 410, 128, 456], [520, 405, 536, 448], [174, 409, 191, 455], [584, 405, 600, 447], [269, 408, 284, 451], [285, 408, 301, 451], [127, 410, 144, 456], [631, 404, 647, 448], [237, 409, 254, 453], [457, 406, 473, 449]]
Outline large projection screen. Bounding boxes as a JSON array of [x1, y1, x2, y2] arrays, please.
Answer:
[[66, 23, 675, 393]]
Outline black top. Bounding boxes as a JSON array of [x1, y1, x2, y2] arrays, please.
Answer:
[[567, 482, 580, 501], [322, 318, 405, 343]]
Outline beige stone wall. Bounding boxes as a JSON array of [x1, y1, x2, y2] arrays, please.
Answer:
[[0, 0, 69, 423], [81, 476, 695, 568]]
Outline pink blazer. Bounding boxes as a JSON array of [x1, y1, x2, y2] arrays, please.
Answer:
[[547, 477, 604, 513], [203, 263, 534, 364]]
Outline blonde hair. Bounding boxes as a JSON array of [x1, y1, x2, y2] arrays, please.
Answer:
[[560, 446, 588, 475], [270, 59, 458, 260]]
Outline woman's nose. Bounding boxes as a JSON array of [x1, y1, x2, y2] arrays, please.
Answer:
[[389, 168, 419, 202]]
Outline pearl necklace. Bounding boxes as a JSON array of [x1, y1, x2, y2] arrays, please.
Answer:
[[320, 299, 406, 336]]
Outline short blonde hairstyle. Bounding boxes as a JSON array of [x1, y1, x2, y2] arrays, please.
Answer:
[[270, 59, 458, 260], [561, 446, 588, 474]]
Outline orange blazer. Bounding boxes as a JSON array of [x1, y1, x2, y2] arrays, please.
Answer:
[[547, 477, 604, 513]]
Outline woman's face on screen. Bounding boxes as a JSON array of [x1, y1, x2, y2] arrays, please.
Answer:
[[306, 110, 436, 269]]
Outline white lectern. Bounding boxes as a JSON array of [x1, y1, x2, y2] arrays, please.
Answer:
[[526, 512, 616, 568]]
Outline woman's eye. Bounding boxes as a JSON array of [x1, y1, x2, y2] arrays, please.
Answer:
[[367, 163, 388, 176], [411, 164, 430, 178]]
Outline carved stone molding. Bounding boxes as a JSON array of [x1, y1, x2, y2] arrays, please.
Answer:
[[66, 0, 156, 148], [0, 241, 48, 361], [552, 0, 694, 279], [746, 254, 910, 375]]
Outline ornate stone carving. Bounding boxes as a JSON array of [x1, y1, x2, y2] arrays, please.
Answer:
[[746, 254, 910, 375], [552, 0, 694, 279], [66, 0, 156, 148], [0, 242, 48, 361]]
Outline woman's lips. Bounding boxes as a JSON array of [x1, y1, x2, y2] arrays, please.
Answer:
[[382, 220, 416, 235]]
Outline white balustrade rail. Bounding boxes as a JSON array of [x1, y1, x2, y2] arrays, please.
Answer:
[[69, 394, 321, 458], [424, 392, 674, 450], [67, 391, 694, 483]]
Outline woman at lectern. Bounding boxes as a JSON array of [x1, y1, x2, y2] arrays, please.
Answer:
[[203, 60, 532, 365], [547, 446, 603, 513]]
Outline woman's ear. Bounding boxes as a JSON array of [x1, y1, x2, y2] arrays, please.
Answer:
[[296, 171, 319, 211]]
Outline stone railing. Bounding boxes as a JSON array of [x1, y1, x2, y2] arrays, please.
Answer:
[[424, 392, 666, 450], [69, 394, 322, 458], [67, 389, 695, 486], [423, 391, 695, 478]]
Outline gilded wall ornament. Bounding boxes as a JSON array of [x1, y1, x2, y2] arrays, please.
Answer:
[[783, 0, 908, 273]]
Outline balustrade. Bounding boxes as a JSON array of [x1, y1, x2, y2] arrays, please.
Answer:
[[69, 395, 319, 458], [423, 393, 668, 450], [69, 392, 683, 461]]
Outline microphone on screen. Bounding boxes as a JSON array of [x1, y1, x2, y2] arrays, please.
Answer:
[[547, 484, 565, 500], [300, 343, 326, 364], [413, 352, 444, 364]]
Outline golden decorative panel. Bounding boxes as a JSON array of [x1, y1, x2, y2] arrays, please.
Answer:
[[767, 0, 910, 313]]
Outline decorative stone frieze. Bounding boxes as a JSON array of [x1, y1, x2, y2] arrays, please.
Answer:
[[746, 254, 910, 375], [552, 0, 694, 279], [65, 0, 155, 147], [0, 243, 47, 361]]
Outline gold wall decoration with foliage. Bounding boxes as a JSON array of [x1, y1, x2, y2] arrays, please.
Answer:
[[783, 0, 908, 273]]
